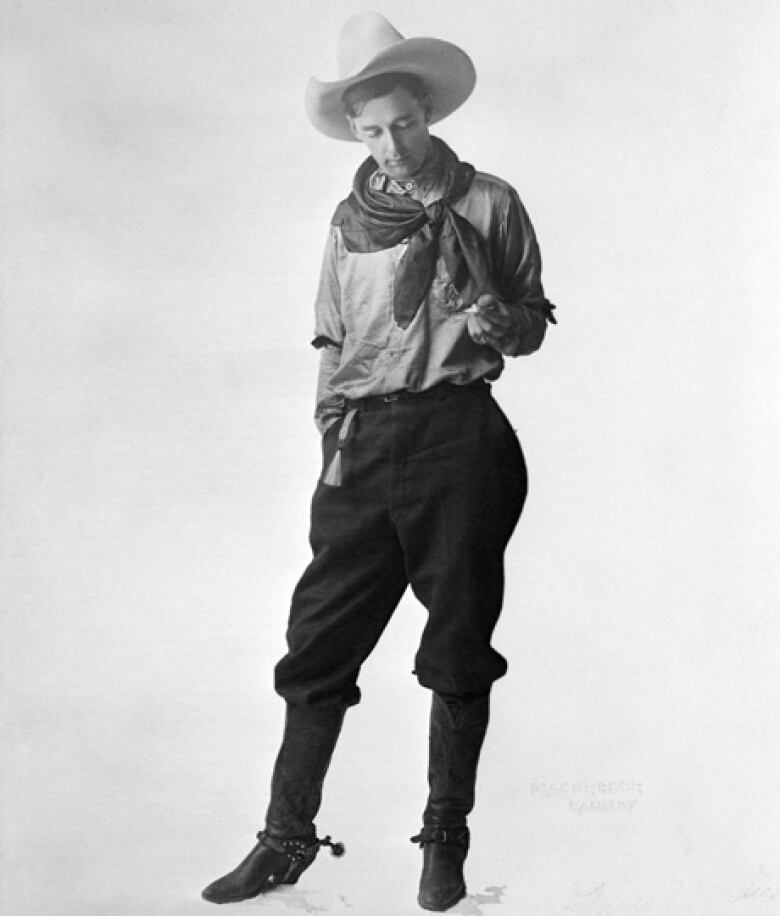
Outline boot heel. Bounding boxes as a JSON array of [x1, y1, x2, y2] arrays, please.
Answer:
[[282, 865, 306, 885], [272, 855, 310, 886]]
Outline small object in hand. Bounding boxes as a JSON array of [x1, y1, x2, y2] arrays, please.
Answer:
[[466, 294, 500, 316]]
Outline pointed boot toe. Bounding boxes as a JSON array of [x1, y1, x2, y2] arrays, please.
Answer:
[[201, 834, 315, 904]]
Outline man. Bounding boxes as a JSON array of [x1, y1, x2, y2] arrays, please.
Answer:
[[202, 12, 555, 912]]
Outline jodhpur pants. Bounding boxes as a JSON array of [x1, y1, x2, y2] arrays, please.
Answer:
[[274, 381, 527, 709]]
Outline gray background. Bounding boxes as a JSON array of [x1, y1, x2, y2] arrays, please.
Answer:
[[2, 1, 779, 914]]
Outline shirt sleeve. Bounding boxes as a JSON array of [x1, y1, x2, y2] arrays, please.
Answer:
[[492, 188, 556, 357], [311, 227, 347, 431], [311, 226, 346, 350]]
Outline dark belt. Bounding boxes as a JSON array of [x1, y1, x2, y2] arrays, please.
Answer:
[[345, 378, 490, 412]]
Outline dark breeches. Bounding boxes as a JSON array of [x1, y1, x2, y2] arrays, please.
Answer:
[[274, 383, 527, 709]]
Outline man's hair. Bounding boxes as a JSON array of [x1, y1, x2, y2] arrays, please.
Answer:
[[342, 72, 430, 119]]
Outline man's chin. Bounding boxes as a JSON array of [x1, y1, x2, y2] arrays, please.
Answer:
[[384, 159, 418, 180]]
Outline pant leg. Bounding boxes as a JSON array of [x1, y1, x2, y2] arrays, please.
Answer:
[[274, 417, 408, 709], [391, 389, 527, 697]]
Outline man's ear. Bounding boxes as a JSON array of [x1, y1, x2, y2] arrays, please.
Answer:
[[422, 95, 434, 124]]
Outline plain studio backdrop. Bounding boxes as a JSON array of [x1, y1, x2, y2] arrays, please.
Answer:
[[2, 1, 778, 914]]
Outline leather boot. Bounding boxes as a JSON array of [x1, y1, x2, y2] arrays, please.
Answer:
[[412, 691, 490, 911], [201, 831, 344, 904], [202, 703, 346, 904]]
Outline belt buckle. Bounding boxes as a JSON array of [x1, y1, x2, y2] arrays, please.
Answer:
[[382, 392, 401, 403]]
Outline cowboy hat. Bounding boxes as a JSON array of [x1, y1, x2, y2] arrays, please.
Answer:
[[305, 11, 476, 142]]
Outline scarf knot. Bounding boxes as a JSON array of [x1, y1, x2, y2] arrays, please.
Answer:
[[426, 201, 446, 228]]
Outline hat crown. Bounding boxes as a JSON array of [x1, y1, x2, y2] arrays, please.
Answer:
[[337, 11, 405, 79], [306, 12, 476, 142]]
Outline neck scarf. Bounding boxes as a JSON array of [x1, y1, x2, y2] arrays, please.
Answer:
[[332, 138, 496, 329]]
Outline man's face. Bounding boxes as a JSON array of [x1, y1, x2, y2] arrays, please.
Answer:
[[348, 87, 433, 181]]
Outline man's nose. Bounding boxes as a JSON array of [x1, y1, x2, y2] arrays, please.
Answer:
[[385, 130, 404, 157]]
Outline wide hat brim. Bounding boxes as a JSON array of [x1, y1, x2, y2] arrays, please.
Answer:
[[305, 37, 476, 142]]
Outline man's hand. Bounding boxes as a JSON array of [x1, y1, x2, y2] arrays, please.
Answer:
[[466, 293, 515, 349]]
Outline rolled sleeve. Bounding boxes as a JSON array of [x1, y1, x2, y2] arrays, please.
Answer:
[[494, 189, 556, 356], [312, 227, 346, 431], [311, 226, 346, 349]]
